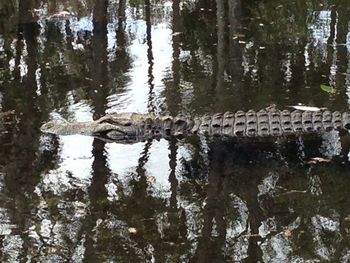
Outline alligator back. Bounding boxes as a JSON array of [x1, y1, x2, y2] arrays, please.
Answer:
[[41, 109, 350, 142], [185, 110, 350, 138]]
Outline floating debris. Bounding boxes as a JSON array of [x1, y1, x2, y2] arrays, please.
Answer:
[[128, 227, 137, 234], [283, 229, 292, 237], [307, 157, 331, 164], [146, 176, 156, 185], [320, 84, 336, 94], [172, 32, 182, 37], [233, 33, 246, 38], [0, 110, 15, 118], [242, 233, 261, 238], [48, 11, 71, 20], [288, 105, 326, 112]]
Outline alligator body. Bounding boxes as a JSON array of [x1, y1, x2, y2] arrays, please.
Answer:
[[40, 110, 350, 143]]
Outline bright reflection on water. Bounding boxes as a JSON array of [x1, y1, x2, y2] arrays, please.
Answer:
[[1, 0, 350, 262]]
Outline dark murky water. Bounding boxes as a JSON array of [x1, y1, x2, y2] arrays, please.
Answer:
[[1, 0, 350, 262]]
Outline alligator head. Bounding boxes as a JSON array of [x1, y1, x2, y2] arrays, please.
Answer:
[[40, 113, 156, 142]]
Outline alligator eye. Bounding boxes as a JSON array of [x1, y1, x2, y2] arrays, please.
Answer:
[[41, 122, 55, 130]]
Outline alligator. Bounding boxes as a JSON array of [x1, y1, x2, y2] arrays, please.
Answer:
[[40, 109, 350, 143]]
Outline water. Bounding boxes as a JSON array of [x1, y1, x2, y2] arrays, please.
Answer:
[[1, 0, 350, 261]]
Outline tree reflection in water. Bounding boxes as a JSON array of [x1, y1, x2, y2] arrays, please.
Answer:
[[0, 0, 350, 261]]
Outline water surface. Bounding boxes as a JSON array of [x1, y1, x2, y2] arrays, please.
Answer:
[[1, 0, 350, 261]]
